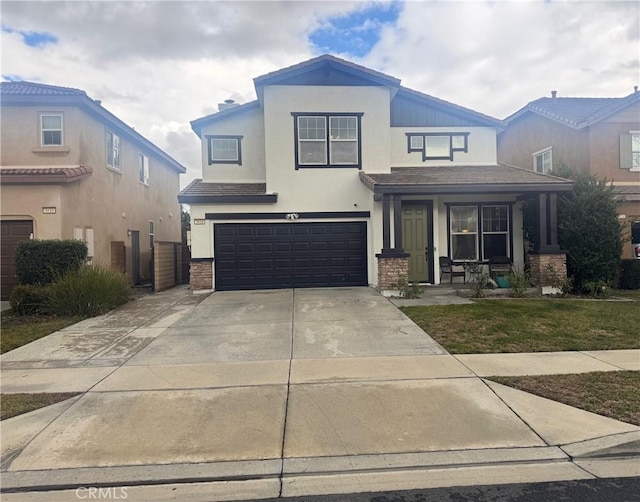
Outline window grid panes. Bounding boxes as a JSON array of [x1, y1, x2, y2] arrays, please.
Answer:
[[211, 138, 238, 161], [106, 131, 121, 169], [450, 206, 478, 260], [410, 136, 424, 149], [329, 116, 358, 165], [41, 114, 63, 146], [482, 206, 509, 259], [298, 116, 327, 165]]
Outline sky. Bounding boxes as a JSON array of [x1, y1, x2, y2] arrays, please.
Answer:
[[2, 0, 639, 188]]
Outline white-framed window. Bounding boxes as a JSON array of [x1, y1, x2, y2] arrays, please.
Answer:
[[73, 226, 83, 241], [449, 204, 511, 261], [329, 116, 358, 165], [632, 132, 640, 171], [533, 147, 552, 174], [139, 153, 149, 185], [85, 228, 94, 259], [149, 220, 155, 248], [450, 206, 478, 261], [40, 113, 63, 146], [106, 130, 121, 170], [481, 206, 509, 259], [406, 132, 469, 161], [293, 113, 362, 168], [207, 135, 242, 165]]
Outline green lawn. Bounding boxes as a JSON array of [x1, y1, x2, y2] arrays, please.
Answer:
[[490, 371, 640, 426], [1, 393, 81, 420], [402, 297, 640, 353], [1, 314, 80, 353]]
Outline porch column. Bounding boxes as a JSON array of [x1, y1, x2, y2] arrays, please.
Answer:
[[529, 192, 566, 286], [376, 193, 409, 289]]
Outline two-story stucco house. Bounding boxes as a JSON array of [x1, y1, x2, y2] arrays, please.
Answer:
[[180, 55, 572, 292], [498, 90, 640, 259], [0, 81, 186, 299]]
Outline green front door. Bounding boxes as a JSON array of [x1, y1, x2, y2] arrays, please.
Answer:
[[402, 203, 433, 283]]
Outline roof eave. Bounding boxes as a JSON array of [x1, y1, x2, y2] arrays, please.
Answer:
[[177, 194, 278, 204], [190, 101, 261, 137], [363, 181, 574, 195]]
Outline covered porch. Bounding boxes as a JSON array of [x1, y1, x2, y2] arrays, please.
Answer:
[[359, 165, 574, 289]]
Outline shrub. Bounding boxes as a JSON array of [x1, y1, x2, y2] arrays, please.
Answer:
[[393, 275, 423, 299], [583, 280, 612, 299], [618, 260, 640, 290], [46, 264, 130, 317], [507, 268, 531, 298], [552, 165, 623, 294], [9, 284, 51, 316], [15, 240, 87, 286]]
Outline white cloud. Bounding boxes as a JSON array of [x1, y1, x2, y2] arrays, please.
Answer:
[[1, 0, 638, 188]]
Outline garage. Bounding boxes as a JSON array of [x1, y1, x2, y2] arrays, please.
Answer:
[[214, 222, 367, 291], [1, 220, 33, 300]]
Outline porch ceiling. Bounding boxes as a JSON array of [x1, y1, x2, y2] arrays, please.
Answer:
[[360, 164, 574, 195]]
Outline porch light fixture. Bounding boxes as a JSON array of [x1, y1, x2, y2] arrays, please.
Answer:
[[285, 213, 299, 220]]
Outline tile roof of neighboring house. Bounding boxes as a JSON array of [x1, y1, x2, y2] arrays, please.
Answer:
[[613, 185, 640, 201], [0, 81, 87, 96], [359, 164, 573, 194], [0, 165, 93, 184], [177, 179, 277, 204], [1, 82, 186, 174], [504, 91, 640, 129]]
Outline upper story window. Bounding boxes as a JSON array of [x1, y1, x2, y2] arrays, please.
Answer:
[[207, 135, 243, 165], [406, 132, 469, 161], [139, 153, 149, 185], [533, 147, 552, 174], [292, 112, 363, 169], [40, 114, 63, 146], [106, 130, 121, 170], [633, 133, 640, 171]]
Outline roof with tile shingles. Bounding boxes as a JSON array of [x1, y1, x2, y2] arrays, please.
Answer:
[[504, 92, 640, 129]]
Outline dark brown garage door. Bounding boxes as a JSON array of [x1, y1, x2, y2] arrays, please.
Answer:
[[214, 222, 367, 291], [1, 220, 33, 300]]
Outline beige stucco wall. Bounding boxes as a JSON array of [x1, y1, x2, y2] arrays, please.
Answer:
[[391, 126, 498, 166], [1, 104, 182, 282], [199, 107, 266, 183]]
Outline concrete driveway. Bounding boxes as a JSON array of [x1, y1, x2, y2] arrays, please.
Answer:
[[1, 286, 638, 500]]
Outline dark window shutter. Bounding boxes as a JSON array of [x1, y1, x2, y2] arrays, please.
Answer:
[[620, 134, 632, 169]]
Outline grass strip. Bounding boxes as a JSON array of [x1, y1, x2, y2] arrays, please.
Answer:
[[1, 393, 81, 420], [402, 298, 640, 353], [490, 371, 640, 426]]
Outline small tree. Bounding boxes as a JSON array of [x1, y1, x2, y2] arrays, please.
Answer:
[[553, 165, 623, 293], [181, 205, 191, 245]]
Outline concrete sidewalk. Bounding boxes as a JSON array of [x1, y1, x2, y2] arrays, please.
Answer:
[[1, 286, 638, 501]]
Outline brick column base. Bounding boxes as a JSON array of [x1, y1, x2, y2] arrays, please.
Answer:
[[377, 256, 409, 289], [527, 253, 567, 286], [190, 259, 213, 291]]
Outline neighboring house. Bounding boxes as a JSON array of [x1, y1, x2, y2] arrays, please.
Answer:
[[179, 55, 572, 292], [1, 81, 186, 300], [498, 89, 640, 259]]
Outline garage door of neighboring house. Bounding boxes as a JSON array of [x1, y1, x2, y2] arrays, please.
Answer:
[[214, 222, 367, 291], [1, 220, 33, 300]]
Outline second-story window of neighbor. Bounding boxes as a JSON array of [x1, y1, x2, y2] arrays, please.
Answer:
[[406, 132, 469, 161], [533, 147, 552, 174], [106, 130, 121, 170], [139, 154, 149, 185], [41, 114, 63, 146], [293, 113, 363, 169], [207, 135, 243, 165]]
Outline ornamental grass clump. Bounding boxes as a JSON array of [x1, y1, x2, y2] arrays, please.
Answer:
[[46, 264, 130, 317]]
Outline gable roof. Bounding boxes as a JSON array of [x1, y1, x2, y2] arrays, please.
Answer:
[[191, 54, 503, 133], [1, 81, 186, 174], [504, 91, 640, 129]]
